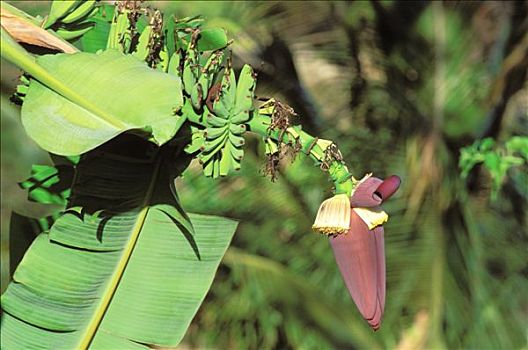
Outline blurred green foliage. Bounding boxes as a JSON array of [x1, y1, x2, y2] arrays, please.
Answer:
[[1, 1, 527, 349], [460, 136, 528, 199]]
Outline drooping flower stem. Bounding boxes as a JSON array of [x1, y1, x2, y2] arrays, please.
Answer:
[[247, 102, 354, 196]]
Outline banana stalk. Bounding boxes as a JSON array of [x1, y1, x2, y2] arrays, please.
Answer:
[[246, 106, 354, 196]]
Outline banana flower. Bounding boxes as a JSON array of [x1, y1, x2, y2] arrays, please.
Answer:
[[315, 174, 401, 330]]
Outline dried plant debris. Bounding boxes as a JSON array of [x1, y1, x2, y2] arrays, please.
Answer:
[[113, 0, 144, 53], [320, 142, 344, 172], [144, 9, 164, 67], [267, 100, 297, 133], [262, 139, 302, 181], [114, 0, 164, 67], [262, 100, 301, 181], [116, 0, 143, 13], [264, 151, 281, 182]]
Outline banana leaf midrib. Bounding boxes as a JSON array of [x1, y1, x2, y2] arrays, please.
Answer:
[[76, 156, 161, 349]]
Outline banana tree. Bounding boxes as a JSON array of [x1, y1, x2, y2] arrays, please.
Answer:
[[0, 1, 400, 348]]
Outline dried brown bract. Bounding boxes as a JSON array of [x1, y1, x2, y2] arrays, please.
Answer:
[[263, 152, 281, 182], [320, 142, 344, 172], [145, 9, 164, 68], [268, 100, 296, 132], [263, 100, 300, 180]]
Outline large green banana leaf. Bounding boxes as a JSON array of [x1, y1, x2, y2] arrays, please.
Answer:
[[21, 49, 183, 156], [1, 139, 237, 349], [1, 28, 184, 156]]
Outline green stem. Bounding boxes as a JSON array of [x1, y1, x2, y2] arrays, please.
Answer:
[[247, 110, 354, 196]]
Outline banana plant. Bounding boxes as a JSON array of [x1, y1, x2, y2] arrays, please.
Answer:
[[0, 1, 401, 348]]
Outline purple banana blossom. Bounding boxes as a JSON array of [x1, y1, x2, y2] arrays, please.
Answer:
[[330, 175, 400, 330]]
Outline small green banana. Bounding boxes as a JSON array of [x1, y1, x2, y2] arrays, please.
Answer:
[[159, 47, 169, 72], [203, 50, 225, 74], [182, 50, 198, 95], [199, 51, 225, 92], [19, 75, 30, 85], [60, 0, 96, 24], [184, 129, 205, 154], [86, 6, 99, 19], [43, 0, 81, 28], [133, 25, 153, 61], [107, 19, 117, 49], [203, 157, 214, 177], [231, 110, 251, 124], [107, 10, 130, 51], [206, 156, 220, 179], [201, 138, 229, 163], [167, 52, 182, 77], [119, 13, 134, 52], [212, 94, 229, 118], [197, 74, 211, 105], [229, 145, 244, 161], [229, 133, 245, 147], [219, 68, 236, 111], [202, 133, 229, 155], [181, 100, 203, 124], [229, 123, 246, 135], [234, 65, 256, 115], [205, 126, 228, 140], [206, 113, 228, 128], [16, 84, 28, 95], [213, 157, 221, 178], [55, 24, 94, 40], [190, 83, 203, 110], [219, 148, 233, 176], [265, 138, 279, 155]]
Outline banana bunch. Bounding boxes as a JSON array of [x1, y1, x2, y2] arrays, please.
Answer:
[[108, 9, 228, 72], [184, 49, 227, 110], [199, 64, 257, 178], [42, 0, 98, 41], [177, 38, 256, 177]]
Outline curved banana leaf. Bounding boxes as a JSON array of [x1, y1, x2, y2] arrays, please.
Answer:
[[1, 141, 237, 349], [19, 49, 184, 156], [1, 30, 184, 156]]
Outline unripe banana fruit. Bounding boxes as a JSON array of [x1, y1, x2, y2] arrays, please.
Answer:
[[60, 0, 96, 24], [43, 0, 80, 28]]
